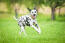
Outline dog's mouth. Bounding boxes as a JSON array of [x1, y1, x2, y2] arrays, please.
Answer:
[[33, 16, 35, 18], [32, 14, 36, 19]]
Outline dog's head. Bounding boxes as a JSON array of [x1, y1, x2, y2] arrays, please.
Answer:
[[27, 8, 37, 19]]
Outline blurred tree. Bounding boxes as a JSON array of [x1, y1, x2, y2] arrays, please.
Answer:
[[30, 0, 44, 10], [0, 0, 65, 19], [0, 0, 23, 13], [42, 0, 65, 20]]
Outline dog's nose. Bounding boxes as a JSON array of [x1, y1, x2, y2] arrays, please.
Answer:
[[33, 14, 36, 16]]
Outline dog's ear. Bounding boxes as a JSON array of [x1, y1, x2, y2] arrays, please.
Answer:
[[34, 6, 36, 10], [34, 7, 38, 11], [27, 8, 31, 11], [34, 7, 36, 10]]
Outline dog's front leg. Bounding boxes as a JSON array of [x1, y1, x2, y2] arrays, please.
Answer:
[[35, 24, 41, 34], [34, 20, 41, 34], [31, 25, 40, 34]]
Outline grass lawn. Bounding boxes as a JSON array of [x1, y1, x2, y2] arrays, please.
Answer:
[[0, 13, 65, 43]]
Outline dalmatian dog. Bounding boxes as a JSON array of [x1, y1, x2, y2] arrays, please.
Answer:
[[14, 8, 41, 35]]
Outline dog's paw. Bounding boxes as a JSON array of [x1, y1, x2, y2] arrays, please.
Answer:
[[19, 32, 21, 35], [38, 30, 41, 34], [38, 32, 41, 34], [39, 28, 41, 34]]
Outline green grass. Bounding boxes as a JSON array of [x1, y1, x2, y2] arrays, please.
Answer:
[[0, 13, 65, 43]]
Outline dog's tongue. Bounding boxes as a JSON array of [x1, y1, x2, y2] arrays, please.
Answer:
[[33, 16, 35, 18]]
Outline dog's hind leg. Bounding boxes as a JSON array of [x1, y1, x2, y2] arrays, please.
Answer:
[[21, 26, 26, 35], [18, 22, 26, 35], [19, 26, 23, 35], [19, 26, 26, 35]]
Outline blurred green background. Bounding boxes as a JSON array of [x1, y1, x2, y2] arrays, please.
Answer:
[[0, 0, 65, 43]]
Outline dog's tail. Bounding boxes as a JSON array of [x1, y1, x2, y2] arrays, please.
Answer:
[[13, 16, 18, 20], [13, 8, 18, 21]]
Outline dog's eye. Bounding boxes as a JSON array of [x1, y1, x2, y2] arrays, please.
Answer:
[[32, 12, 33, 13]]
